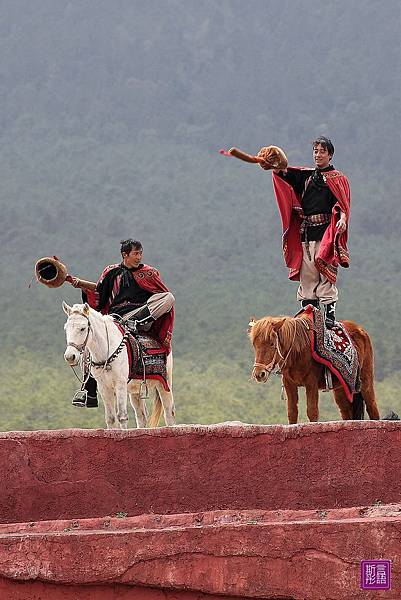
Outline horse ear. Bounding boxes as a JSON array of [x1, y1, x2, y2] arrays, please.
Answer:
[[272, 318, 286, 331], [247, 316, 256, 334], [62, 301, 72, 315], [83, 302, 90, 316]]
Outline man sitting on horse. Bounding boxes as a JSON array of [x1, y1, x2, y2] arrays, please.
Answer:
[[68, 238, 174, 407], [259, 136, 350, 328]]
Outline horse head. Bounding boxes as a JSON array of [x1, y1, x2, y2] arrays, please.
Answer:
[[249, 316, 286, 383], [62, 301, 91, 366]]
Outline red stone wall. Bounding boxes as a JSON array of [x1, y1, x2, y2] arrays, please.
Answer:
[[0, 422, 400, 599], [0, 579, 250, 600], [1, 421, 400, 524]]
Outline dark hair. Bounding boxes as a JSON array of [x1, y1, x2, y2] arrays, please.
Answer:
[[120, 239, 143, 255], [312, 136, 335, 157]]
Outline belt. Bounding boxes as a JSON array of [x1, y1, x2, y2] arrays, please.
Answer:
[[300, 213, 332, 260]]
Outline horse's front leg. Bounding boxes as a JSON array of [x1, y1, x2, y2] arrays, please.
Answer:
[[97, 379, 118, 429], [283, 378, 299, 424], [305, 379, 319, 422], [115, 381, 129, 429]]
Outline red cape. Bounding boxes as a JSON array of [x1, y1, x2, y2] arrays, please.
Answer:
[[86, 264, 174, 354], [272, 167, 350, 283]]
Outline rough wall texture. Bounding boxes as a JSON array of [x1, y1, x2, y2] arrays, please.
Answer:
[[0, 579, 252, 600], [0, 422, 400, 599], [1, 421, 400, 523], [1, 506, 400, 599]]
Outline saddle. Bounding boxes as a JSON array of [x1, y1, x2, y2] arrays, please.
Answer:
[[125, 332, 170, 391], [303, 306, 360, 402], [78, 323, 170, 398]]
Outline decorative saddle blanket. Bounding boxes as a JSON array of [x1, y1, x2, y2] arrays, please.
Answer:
[[303, 305, 360, 402], [125, 332, 169, 391]]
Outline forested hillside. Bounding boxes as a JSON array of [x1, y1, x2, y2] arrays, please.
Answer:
[[0, 0, 400, 429]]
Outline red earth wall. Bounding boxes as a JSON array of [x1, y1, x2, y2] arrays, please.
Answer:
[[0, 421, 400, 599]]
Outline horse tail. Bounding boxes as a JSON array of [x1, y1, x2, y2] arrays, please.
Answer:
[[148, 390, 163, 428], [356, 325, 380, 420], [352, 391, 365, 420]]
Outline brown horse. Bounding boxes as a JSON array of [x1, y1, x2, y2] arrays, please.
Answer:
[[249, 314, 380, 424]]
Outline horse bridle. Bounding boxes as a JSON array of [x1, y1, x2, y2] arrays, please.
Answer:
[[65, 312, 93, 384], [66, 316, 91, 353], [252, 321, 301, 380], [252, 341, 284, 380], [67, 310, 132, 373], [66, 311, 116, 383]]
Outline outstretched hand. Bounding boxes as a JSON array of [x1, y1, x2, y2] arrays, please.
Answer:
[[259, 161, 287, 174], [69, 276, 81, 288], [258, 159, 272, 171]]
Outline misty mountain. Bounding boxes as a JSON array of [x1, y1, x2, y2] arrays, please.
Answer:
[[0, 0, 400, 428]]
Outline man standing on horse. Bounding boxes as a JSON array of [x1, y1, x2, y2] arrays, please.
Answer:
[[259, 136, 350, 328], [68, 238, 174, 406]]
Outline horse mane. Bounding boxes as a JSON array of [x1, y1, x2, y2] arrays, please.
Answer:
[[70, 304, 114, 324], [91, 310, 115, 324], [279, 317, 310, 354], [250, 315, 310, 355]]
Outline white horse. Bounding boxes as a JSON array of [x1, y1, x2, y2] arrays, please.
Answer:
[[63, 302, 176, 429]]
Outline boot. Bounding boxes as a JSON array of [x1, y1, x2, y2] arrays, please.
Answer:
[[72, 376, 98, 408], [301, 299, 320, 309], [126, 305, 155, 334], [295, 299, 319, 317], [324, 301, 336, 329]]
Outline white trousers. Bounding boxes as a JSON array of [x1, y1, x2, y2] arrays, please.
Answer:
[[121, 292, 174, 321], [296, 241, 338, 304], [147, 292, 175, 318]]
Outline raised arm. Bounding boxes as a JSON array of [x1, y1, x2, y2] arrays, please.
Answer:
[[68, 276, 97, 291], [272, 167, 311, 196]]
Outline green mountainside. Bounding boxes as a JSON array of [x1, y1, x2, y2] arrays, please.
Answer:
[[0, 1, 400, 429]]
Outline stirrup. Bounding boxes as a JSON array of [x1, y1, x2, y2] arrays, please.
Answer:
[[321, 367, 334, 392], [72, 390, 98, 408], [72, 390, 88, 407], [139, 381, 149, 400]]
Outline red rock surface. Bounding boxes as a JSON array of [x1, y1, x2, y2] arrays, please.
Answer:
[[0, 422, 400, 599], [1, 421, 401, 523], [0, 578, 250, 600]]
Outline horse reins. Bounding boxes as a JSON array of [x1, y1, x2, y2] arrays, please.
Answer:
[[91, 329, 128, 370], [66, 312, 118, 381], [66, 314, 93, 385], [66, 311, 148, 395], [67, 323, 91, 354]]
